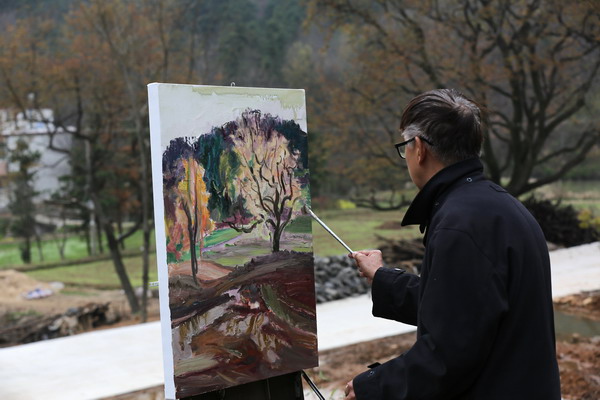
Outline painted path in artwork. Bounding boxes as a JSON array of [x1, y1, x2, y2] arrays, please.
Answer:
[[169, 251, 318, 398], [0, 242, 598, 399], [168, 259, 234, 281]]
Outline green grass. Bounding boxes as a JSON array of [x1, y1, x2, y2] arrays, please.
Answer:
[[26, 254, 159, 289], [204, 228, 240, 247], [0, 230, 154, 268], [0, 236, 88, 267]]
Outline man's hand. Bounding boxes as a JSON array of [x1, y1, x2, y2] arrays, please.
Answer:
[[349, 250, 384, 282], [344, 379, 356, 399]]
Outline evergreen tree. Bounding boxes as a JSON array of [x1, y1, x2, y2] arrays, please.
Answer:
[[7, 139, 40, 263]]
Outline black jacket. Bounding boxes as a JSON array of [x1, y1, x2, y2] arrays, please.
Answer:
[[353, 158, 561, 399]]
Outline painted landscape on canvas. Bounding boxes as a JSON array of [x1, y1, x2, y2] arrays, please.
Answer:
[[162, 108, 317, 397]]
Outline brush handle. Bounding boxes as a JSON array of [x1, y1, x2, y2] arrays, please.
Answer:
[[305, 207, 354, 253]]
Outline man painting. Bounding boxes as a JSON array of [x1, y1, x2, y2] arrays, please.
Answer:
[[346, 89, 561, 399]]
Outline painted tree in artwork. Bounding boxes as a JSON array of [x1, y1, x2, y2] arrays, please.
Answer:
[[173, 156, 215, 284], [232, 110, 303, 252]]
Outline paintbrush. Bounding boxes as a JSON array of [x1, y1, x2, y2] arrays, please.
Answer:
[[302, 205, 354, 254]]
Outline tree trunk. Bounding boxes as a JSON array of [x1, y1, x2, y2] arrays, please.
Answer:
[[34, 230, 44, 262], [88, 169, 140, 313], [182, 202, 199, 285], [141, 228, 150, 322], [57, 236, 66, 260], [96, 215, 104, 254], [117, 214, 125, 250], [20, 237, 32, 264], [135, 117, 152, 322], [272, 226, 282, 252], [83, 214, 94, 256], [189, 227, 198, 285], [104, 225, 140, 313], [84, 223, 91, 256]]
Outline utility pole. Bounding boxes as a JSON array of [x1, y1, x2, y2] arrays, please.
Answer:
[[85, 138, 97, 256]]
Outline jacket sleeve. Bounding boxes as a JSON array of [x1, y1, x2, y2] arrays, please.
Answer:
[[354, 228, 508, 400], [371, 267, 420, 325]]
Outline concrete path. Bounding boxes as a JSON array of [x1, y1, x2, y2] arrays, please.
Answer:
[[1, 242, 598, 399], [549, 242, 600, 298], [0, 323, 164, 400]]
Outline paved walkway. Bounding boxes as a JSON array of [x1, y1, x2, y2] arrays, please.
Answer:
[[549, 242, 600, 298], [1, 242, 598, 399]]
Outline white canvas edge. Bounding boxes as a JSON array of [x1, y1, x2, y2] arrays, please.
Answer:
[[147, 82, 176, 400]]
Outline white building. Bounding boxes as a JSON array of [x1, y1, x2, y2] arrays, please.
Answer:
[[0, 108, 72, 213]]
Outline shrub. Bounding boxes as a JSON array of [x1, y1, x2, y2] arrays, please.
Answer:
[[523, 197, 599, 247]]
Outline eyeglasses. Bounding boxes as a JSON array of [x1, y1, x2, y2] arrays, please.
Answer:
[[394, 136, 434, 159]]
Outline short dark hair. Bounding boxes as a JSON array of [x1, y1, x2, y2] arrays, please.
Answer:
[[400, 89, 484, 165]]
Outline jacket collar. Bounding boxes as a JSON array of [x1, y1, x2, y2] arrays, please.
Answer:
[[401, 157, 484, 232]]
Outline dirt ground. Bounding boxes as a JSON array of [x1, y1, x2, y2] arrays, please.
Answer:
[[0, 269, 144, 316], [0, 269, 161, 345], [554, 290, 600, 400], [1, 269, 599, 399]]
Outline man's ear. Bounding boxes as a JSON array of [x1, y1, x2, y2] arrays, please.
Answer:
[[415, 137, 427, 165]]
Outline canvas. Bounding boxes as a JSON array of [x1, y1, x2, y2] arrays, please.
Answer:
[[148, 83, 318, 399]]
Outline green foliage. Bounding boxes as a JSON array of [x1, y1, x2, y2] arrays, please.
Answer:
[[188, 0, 306, 86], [578, 209, 600, 232], [276, 119, 310, 169], [217, 0, 259, 82], [194, 131, 239, 221], [337, 199, 356, 210], [259, 0, 306, 84]]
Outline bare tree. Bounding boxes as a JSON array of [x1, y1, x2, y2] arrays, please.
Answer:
[[309, 0, 600, 197], [232, 111, 303, 252]]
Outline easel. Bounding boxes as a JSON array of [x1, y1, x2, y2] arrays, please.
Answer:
[[182, 371, 304, 400], [181, 370, 325, 400]]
